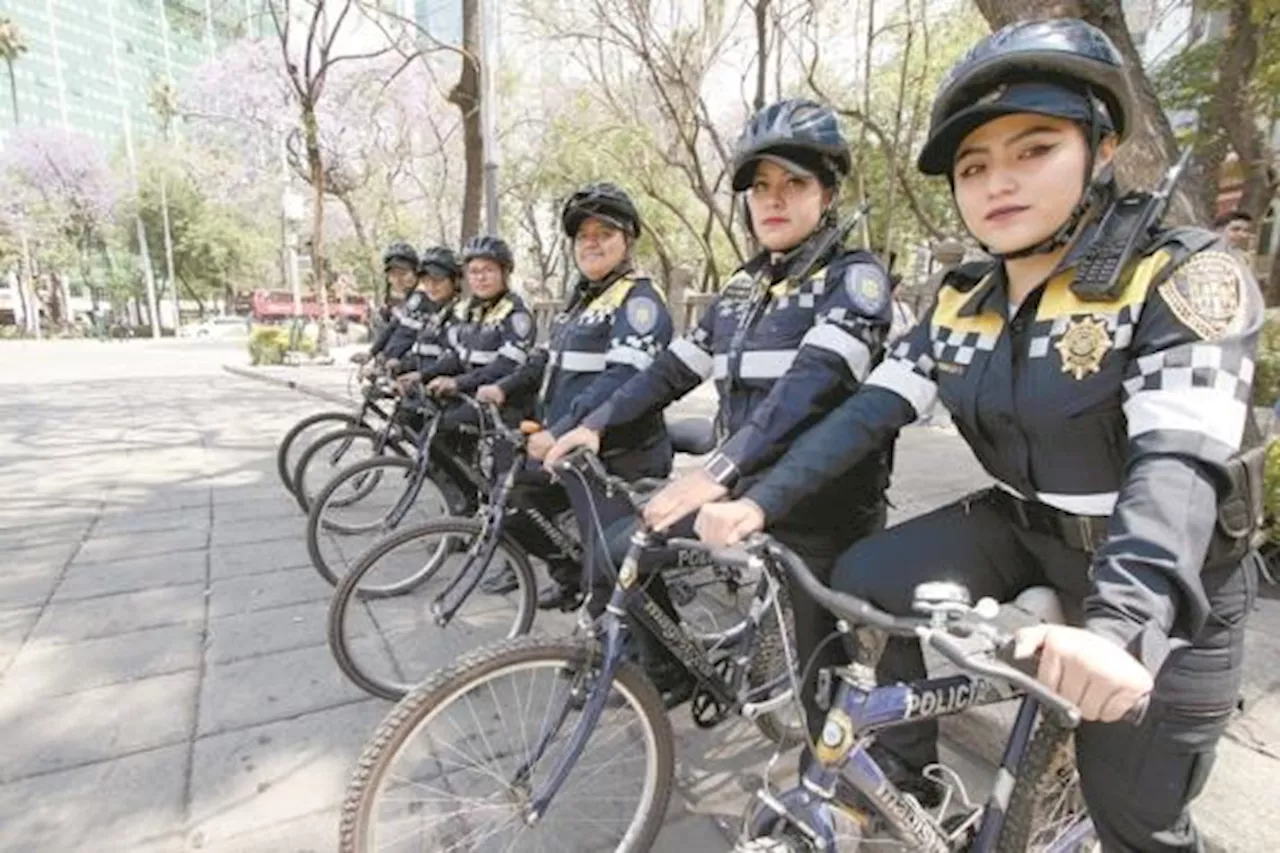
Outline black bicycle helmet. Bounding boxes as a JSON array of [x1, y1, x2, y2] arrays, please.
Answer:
[[562, 182, 642, 238], [382, 241, 419, 272], [461, 235, 514, 273], [918, 18, 1133, 176], [731, 99, 852, 191], [418, 245, 461, 279]]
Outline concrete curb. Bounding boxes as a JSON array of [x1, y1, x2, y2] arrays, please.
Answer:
[[221, 364, 355, 408]]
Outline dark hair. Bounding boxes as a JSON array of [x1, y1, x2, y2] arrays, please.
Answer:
[[1213, 210, 1253, 230]]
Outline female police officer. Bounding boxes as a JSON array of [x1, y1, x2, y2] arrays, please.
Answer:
[[545, 100, 896, 716], [475, 183, 674, 605], [692, 20, 1261, 850]]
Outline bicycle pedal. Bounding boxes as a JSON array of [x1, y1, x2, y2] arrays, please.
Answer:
[[689, 688, 729, 728]]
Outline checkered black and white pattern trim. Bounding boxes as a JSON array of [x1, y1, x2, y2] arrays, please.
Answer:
[[607, 334, 664, 371], [930, 325, 998, 366], [1027, 304, 1144, 360], [1123, 343, 1254, 449]]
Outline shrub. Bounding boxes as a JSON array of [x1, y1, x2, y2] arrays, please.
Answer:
[[248, 326, 290, 365]]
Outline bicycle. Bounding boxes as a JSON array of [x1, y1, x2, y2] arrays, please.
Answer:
[[337, 450, 805, 852], [274, 367, 397, 499], [735, 537, 1141, 852], [326, 419, 767, 708], [303, 393, 510, 587]]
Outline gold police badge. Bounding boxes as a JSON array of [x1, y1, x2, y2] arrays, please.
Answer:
[[1055, 316, 1111, 380]]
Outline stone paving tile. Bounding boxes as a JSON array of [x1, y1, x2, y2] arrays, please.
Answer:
[[73, 527, 209, 565], [210, 538, 313, 580], [0, 743, 187, 853], [188, 699, 384, 845], [0, 568, 62, 611], [0, 520, 93, 551], [210, 514, 304, 548], [26, 584, 206, 647], [206, 599, 373, 666], [211, 495, 300, 525], [0, 670, 198, 783], [3, 540, 82, 577], [0, 606, 40, 673], [92, 507, 211, 539], [190, 807, 338, 853], [99, 489, 211, 516], [197, 640, 388, 735], [3, 622, 202, 700], [53, 550, 207, 602], [208, 567, 333, 620]]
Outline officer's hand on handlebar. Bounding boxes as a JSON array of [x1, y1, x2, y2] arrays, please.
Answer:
[[350, 351, 370, 365], [426, 376, 459, 397], [525, 429, 555, 461], [396, 371, 422, 393], [1012, 625, 1153, 723], [385, 357, 401, 373], [694, 498, 766, 547], [543, 426, 601, 471], [475, 384, 506, 406], [642, 470, 727, 532]]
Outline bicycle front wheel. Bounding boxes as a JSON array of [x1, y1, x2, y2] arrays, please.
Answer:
[[292, 426, 392, 513], [276, 411, 360, 497], [328, 517, 537, 700], [341, 635, 675, 853], [996, 716, 1095, 853], [305, 455, 452, 587]]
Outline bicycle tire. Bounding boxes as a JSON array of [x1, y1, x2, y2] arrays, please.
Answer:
[[275, 411, 359, 497], [340, 635, 675, 853], [291, 426, 389, 513], [995, 716, 1094, 852], [328, 517, 538, 700], [746, 582, 804, 748]]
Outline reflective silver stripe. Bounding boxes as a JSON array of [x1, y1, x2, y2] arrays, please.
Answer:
[[739, 349, 797, 379], [498, 343, 529, 365], [994, 481, 1117, 516], [606, 346, 653, 371], [670, 337, 714, 379], [802, 323, 872, 382], [866, 357, 936, 417], [1124, 388, 1247, 452], [713, 353, 729, 380], [467, 350, 499, 365], [412, 342, 443, 356], [399, 316, 424, 330], [560, 350, 608, 372]]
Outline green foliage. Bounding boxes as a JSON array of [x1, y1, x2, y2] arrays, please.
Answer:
[[248, 326, 290, 365], [1264, 440, 1280, 544], [1254, 311, 1280, 408]]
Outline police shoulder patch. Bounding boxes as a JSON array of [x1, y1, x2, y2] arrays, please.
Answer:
[[844, 265, 889, 315], [625, 295, 660, 335], [1159, 250, 1245, 341], [510, 310, 533, 339]]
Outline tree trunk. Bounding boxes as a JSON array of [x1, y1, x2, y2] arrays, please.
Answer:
[[5, 57, 17, 125], [752, 0, 769, 112], [971, 0, 1204, 224], [449, 0, 483, 244], [303, 107, 330, 355], [336, 190, 380, 299], [1217, 0, 1275, 221], [178, 273, 206, 316]]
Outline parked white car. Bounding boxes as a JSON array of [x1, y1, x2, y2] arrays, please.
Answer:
[[181, 316, 250, 339]]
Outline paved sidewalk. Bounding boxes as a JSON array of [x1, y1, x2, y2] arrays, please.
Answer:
[[1, 340, 1277, 851]]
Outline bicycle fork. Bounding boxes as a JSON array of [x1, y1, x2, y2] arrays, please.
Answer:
[[523, 611, 632, 822]]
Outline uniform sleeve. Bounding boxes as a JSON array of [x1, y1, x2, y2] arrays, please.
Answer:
[[703, 261, 891, 484], [498, 347, 549, 399], [455, 306, 537, 392], [368, 312, 397, 357], [743, 301, 940, 521], [581, 295, 716, 433], [420, 320, 463, 380], [549, 285, 675, 437], [1085, 248, 1263, 674]]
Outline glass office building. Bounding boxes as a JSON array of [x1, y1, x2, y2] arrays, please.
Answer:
[[0, 0, 243, 149]]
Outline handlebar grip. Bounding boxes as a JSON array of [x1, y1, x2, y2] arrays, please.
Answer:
[[993, 638, 1149, 727], [934, 632, 1080, 729]]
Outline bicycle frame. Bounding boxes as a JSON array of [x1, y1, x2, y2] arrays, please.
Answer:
[[748, 655, 1092, 853]]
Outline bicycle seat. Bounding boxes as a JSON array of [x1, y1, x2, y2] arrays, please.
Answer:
[[666, 417, 715, 456]]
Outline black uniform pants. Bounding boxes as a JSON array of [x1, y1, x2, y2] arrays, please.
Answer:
[[831, 488, 1255, 853], [598, 504, 887, 738], [502, 466, 578, 585]]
